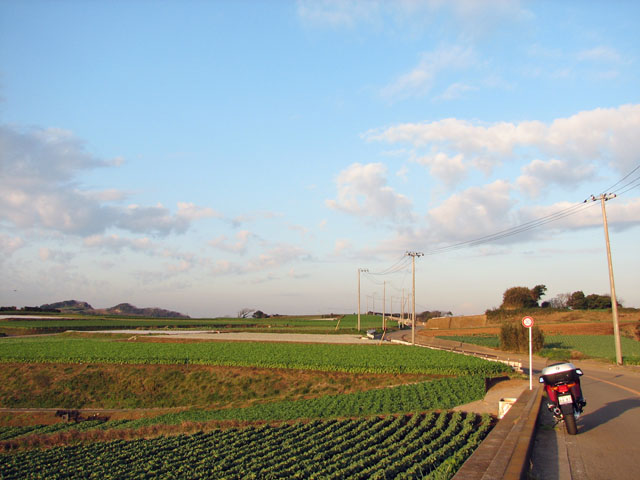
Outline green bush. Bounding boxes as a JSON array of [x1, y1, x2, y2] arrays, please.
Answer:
[[499, 323, 544, 353]]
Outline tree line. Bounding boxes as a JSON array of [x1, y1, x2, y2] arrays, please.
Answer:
[[495, 284, 619, 311]]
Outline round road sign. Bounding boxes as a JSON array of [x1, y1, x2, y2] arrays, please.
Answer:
[[522, 316, 534, 328]]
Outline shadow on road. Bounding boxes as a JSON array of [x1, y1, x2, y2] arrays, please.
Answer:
[[531, 406, 563, 480], [579, 397, 640, 433]]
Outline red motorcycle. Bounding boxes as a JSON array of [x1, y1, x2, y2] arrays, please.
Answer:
[[539, 362, 586, 435]]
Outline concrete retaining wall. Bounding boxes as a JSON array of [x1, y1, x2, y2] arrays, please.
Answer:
[[453, 385, 544, 480]]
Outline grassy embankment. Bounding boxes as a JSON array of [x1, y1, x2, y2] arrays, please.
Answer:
[[433, 309, 640, 364], [0, 336, 510, 434]]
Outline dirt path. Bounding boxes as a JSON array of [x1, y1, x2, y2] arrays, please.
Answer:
[[83, 330, 372, 343]]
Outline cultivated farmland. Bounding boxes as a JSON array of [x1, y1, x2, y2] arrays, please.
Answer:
[[0, 321, 513, 479], [1, 412, 493, 479]]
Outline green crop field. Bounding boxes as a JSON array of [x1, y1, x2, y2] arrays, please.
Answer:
[[0, 332, 512, 478], [541, 335, 640, 363], [0, 412, 493, 479], [0, 336, 510, 375], [111, 375, 487, 427], [0, 314, 393, 335], [436, 334, 640, 363]]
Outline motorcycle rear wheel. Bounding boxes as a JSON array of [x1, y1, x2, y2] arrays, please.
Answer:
[[561, 403, 578, 435]]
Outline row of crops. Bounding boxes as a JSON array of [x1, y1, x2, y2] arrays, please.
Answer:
[[0, 412, 493, 479], [0, 314, 391, 333], [0, 376, 487, 439], [111, 375, 487, 428], [0, 337, 511, 375], [0, 333, 511, 477], [0, 421, 130, 442]]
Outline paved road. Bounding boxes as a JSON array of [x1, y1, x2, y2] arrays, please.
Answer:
[[387, 328, 640, 480], [532, 360, 640, 480]]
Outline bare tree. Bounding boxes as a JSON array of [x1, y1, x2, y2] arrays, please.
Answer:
[[237, 308, 255, 318], [549, 293, 571, 308]]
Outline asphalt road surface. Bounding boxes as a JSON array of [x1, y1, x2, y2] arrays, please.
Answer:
[[531, 360, 640, 480]]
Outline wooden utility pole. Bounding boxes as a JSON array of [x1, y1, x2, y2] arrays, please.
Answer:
[[587, 194, 623, 365], [406, 252, 424, 345], [382, 281, 386, 331], [357, 268, 368, 332]]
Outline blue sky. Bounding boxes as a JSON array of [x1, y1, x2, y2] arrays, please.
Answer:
[[1, 0, 639, 317]]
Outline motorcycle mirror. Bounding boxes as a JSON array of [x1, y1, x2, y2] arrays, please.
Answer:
[[538, 377, 545, 383], [575, 369, 583, 376]]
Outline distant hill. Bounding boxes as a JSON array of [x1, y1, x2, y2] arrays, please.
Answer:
[[101, 303, 189, 319], [39, 300, 190, 319], [39, 300, 94, 313]]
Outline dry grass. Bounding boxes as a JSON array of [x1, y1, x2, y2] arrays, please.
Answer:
[[420, 310, 639, 338], [0, 418, 303, 452], [0, 362, 433, 414]]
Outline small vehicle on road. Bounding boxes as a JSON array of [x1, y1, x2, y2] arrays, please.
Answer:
[[539, 362, 586, 435]]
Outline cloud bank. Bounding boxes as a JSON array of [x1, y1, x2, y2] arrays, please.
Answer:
[[0, 125, 217, 237], [364, 104, 640, 190]]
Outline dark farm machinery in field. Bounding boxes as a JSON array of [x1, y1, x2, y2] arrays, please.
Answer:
[[55, 410, 109, 423]]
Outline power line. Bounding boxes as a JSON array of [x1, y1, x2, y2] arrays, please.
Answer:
[[423, 202, 597, 256], [610, 174, 640, 197], [361, 166, 639, 279], [616, 180, 640, 196], [423, 165, 640, 256], [603, 164, 640, 193], [367, 254, 412, 275]]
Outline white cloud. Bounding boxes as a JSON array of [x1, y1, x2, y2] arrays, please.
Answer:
[[83, 234, 153, 252], [177, 202, 221, 221], [396, 165, 409, 181], [607, 197, 640, 231], [333, 238, 351, 255], [84, 189, 129, 203], [364, 104, 640, 177], [427, 180, 515, 242], [1, 125, 112, 181], [288, 268, 310, 280], [521, 197, 640, 233], [167, 260, 193, 274], [517, 158, 596, 197], [296, 0, 530, 37], [38, 247, 74, 263], [212, 259, 241, 275], [116, 204, 193, 236], [212, 243, 311, 276], [0, 234, 24, 257], [435, 82, 477, 101], [296, 0, 379, 28], [209, 230, 253, 254], [577, 46, 624, 63], [0, 123, 218, 237], [326, 162, 413, 221], [447, 0, 532, 35], [246, 245, 310, 272], [380, 45, 475, 101], [288, 224, 312, 239], [414, 151, 467, 185], [229, 210, 283, 228]]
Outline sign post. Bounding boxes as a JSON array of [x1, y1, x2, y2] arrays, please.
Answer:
[[522, 316, 534, 390]]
